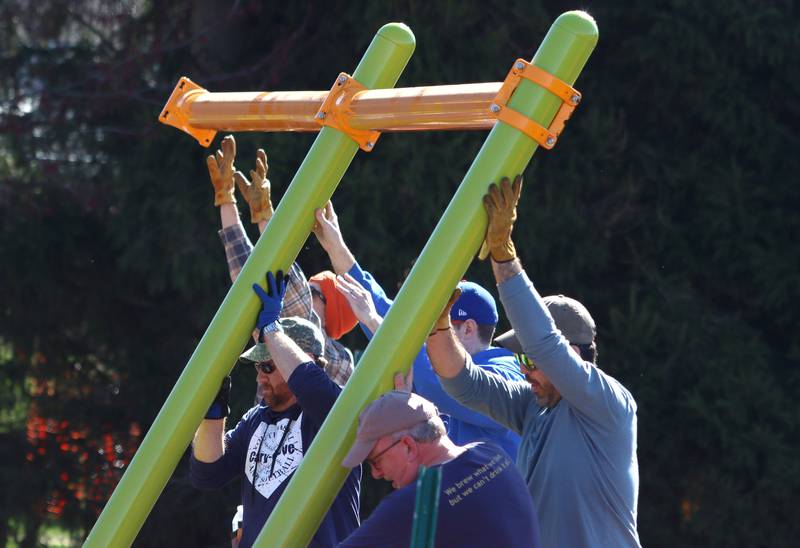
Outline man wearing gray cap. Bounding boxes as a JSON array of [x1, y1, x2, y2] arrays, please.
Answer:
[[426, 176, 641, 548], [338, 390, 540, 547], [190, 272, 360, 548]]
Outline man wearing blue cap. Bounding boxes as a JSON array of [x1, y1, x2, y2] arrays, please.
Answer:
[[312, 202, 524, 459]]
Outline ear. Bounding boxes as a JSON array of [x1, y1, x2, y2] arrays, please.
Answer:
[[401, 435, 418, 461], [463, 319, 478, 337]]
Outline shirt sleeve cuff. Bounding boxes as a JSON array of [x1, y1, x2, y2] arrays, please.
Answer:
[[218, 223, 245, 242]]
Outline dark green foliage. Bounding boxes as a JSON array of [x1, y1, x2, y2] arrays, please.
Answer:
[[1, 1, 798, 546]]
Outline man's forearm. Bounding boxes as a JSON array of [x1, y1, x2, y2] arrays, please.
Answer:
[[219, 203, 240, 229], [193, 419, 225, 462], [491, 258, 523, 284], [325, 238, 356, 275], [425, 327, 469, 379], [360, 313, 383, 335], [263, 329, 310, 379]]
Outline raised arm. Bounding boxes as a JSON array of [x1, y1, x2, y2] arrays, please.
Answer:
[[233, 147, 273, 232], [252, 271, 309, 381], [210, 138, 271, 282], [192, 376, 231, 463], [483, 176, 634, 424], [190, 377, 246, 489], [498, 272, 634, 424], [424, 289, 467, 380], [334, 273, 383, 334], [207, 135, 250, 282], [313, 201, 356, 275]]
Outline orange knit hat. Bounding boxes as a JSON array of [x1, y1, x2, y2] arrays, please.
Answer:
[[309, 271, 359, 340]]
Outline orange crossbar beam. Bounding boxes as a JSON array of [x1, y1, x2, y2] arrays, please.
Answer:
[[159, 77, 502, 146]]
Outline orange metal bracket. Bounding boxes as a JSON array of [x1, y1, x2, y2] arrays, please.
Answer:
[[490, 59, 581, 149], [159, 77, 218, 146], [315, 73, 381, 151]]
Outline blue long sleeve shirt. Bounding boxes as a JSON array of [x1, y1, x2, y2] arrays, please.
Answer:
[[346, 262, 522, 459], [440, 270, 641, 548]]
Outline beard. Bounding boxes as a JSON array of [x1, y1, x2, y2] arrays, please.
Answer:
[[260, 380, 293, 410], [530, 380, 560, 408]]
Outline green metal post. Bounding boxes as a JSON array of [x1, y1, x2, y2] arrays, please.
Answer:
[[84, 23, 415, 548], [256, 10, 597, 548], [410, 465, 443, 547]]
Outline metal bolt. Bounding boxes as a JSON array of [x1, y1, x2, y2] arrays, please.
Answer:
[[571, 94, 581, 105], [546, 136, 556, 146], [365, 141, 374, 148], [515, 61, 525, 70], [337, 75, 347, 85], [489, 104, 501, 113], [316, 112, 326, 120]]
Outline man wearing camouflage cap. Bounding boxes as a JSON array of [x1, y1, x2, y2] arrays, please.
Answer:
[[426, 176, 641, 547], [190, 272, 361, 548]]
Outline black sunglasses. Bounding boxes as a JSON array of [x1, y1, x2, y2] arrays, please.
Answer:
[[253, 360, 276, 374], [310, 286, 327, 305], [515, 353, 537, 371]]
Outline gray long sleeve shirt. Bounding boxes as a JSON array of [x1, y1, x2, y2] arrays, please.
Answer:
[[440, 270, 641, 548]]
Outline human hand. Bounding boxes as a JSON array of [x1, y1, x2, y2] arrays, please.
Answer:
[[234, 148, 273, 224], [478, 175, 522, 262], [312, 201, 345, 253], [205, 376, 231, 420], [335, 273, 381, 330], [430, 287, 462, 335], [393, 368, 414, 392], [252, 271, 287, 331], [206, 135, 237, 206]]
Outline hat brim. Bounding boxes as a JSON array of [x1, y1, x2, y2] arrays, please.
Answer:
[[238, 343, 271, 365], [494, 329, 523, 354], [341, 437, 377, 468]]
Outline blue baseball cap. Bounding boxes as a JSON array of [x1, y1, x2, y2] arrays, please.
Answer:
[[450, 281, 499, 325]]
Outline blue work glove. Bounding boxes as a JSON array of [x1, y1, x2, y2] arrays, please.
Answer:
[[253, 270, 287, 331], [205, 376, 231, 420]]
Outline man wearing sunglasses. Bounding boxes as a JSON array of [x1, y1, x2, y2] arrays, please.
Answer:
[[338, 390, 540, 547], [190, 271, 361, 548], [426, 176, 641, 548]]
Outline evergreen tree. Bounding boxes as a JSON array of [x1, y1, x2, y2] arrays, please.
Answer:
[[1, 1, 798, 546]]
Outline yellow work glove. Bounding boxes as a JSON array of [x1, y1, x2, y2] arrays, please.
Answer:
[[234, 148, 274, 224], [478, 175, 522, 262], [206, 135, 237, 206], [430, 288, 462, 336]]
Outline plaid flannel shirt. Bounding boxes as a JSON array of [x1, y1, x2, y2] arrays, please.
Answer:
[[219, 223, 354, 385]]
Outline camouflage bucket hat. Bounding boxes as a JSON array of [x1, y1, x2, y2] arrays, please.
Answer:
[[239, 316, 325, 364]]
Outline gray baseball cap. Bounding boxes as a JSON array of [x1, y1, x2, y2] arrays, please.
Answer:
[[494, 294, 596, 352], [238, 316, 325, 364], [342, 391, 439, 468]]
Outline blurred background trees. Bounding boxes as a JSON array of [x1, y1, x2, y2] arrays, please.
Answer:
[[1, 0, 798, 546]]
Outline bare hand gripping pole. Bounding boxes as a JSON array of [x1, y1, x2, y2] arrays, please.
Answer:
[[84, 23, 415, 547], [254, 11, 598, 548]]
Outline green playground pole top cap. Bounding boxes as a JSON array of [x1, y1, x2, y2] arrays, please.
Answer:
[[554, 10, 599, 39], [377, 22, 416, 49]]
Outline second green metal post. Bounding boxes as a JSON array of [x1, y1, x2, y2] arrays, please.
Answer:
[[257, 10, 598, 548], [84, 23, 415, 548]]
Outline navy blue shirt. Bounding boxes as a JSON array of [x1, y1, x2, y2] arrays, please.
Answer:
[[339, 442, 540, 547], [191, 362, 361, 548]]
